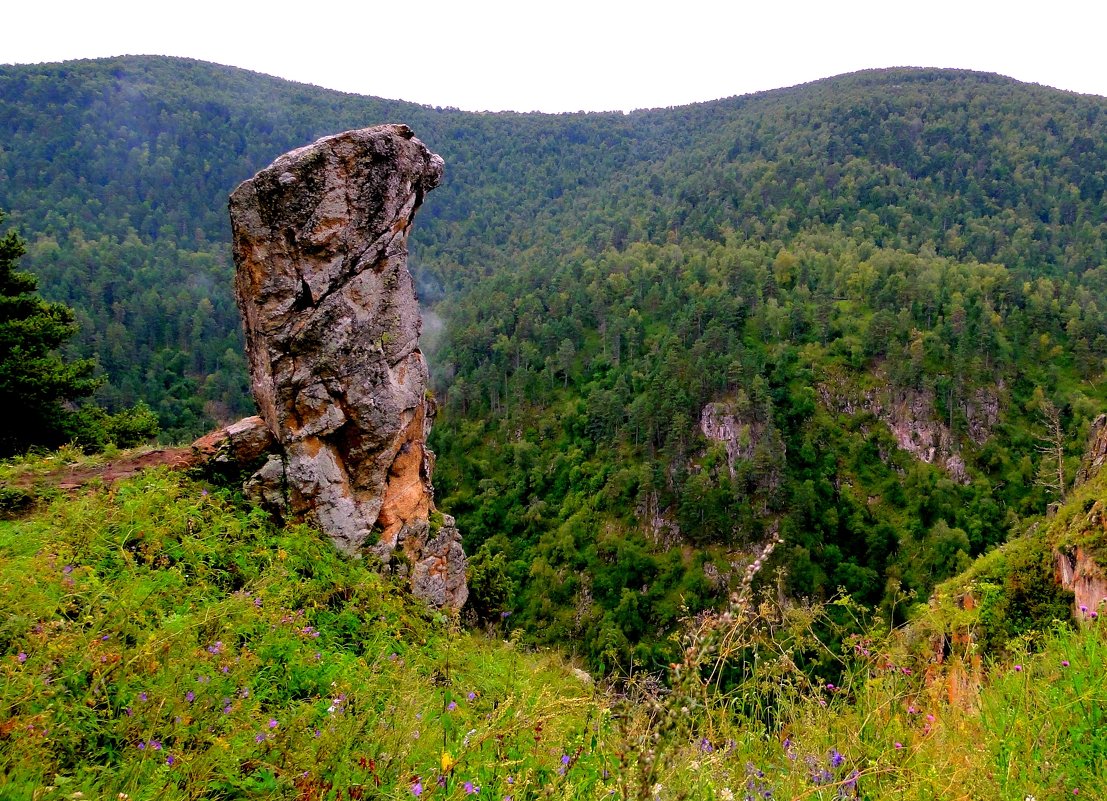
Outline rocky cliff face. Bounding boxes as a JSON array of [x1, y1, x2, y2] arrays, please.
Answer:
[[699, 402, 765, 475], [228, 124, 466, 609], [817, 372, 1001, 483], [1076, 414, 1107, 487]]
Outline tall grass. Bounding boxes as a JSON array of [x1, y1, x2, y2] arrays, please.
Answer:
[[2, 463, 1105, 799]]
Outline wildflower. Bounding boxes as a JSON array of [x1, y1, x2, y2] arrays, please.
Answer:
[[150, 740, 162, 750], [137, 741, 146, 750], [254, 598, 262, 608], [1062, 660, 1070, 667], [926, 714, 935, 722], [464, 781, 479, 794], [1014, 665, 1023, 672], [207, 642, 223, 654], [562, 754, 570, 765], [468, 691, 476, 701], [223, 704, 232, 714], [501, 611, 511, 619], [1080, 605, 1088, 613], [830, 749, 844, 768], [63, 565, 74, 574], [826, 682, 835, 691], [17, 652, 26, 663], [268, 719, 278, 729], [255, 733, 266, 743], [447, 701, 457, 711], [720, 790, 735, 801], [411, 779, 423, 797], [894, 742, 903, 749], [442, 752, 456, 771], [139, 692, 147, 702], [101, 634, 110, 641]]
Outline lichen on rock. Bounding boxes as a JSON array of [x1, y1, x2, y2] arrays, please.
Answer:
[[227, 124, 466, 609]]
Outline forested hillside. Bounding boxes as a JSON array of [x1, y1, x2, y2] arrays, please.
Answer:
[[2, 57, 1107, 667]]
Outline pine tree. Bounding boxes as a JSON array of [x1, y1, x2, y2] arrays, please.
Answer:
[[0, 211, 100, 455]]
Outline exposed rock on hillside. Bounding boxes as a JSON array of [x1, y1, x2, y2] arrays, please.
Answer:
[[699, 402, 765, 475], [817, 372, 1001, 483], [1076, 414, 1107, 487], [228, 124, 466, 609]]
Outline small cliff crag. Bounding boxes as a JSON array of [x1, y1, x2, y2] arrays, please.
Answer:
[[228, 124, 466, 609]]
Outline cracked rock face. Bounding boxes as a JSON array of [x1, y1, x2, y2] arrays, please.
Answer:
[[229, 124, 466, 609]]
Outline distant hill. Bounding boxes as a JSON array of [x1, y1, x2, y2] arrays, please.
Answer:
[[2, 58, 1106, 438], [3, 57, 1107, 666]]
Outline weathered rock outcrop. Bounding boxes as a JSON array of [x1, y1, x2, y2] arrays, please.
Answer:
[[1055, 539, 1107, 621], [1076, 414, 1107, 487], [817, 372, 1001, 484], [699, 402, 765, 475], [228, 124, 466, 609]]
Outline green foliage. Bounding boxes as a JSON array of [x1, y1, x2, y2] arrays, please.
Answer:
[[0, 467, 605, 800], [0, 211, 100, 455], [1, 457, 1106, 799]]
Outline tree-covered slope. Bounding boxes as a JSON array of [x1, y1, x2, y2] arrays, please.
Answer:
[[3, 59, 1107, 438], [3, 57, 1107, 667]]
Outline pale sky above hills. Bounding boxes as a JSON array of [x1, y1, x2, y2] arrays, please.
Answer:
[[6, 0, 1106, 112]]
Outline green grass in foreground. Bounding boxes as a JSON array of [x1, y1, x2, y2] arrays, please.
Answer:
[[1, 463, 1105, 799]]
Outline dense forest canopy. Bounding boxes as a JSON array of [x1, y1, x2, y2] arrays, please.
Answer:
[[2, 57, 1106, 668]]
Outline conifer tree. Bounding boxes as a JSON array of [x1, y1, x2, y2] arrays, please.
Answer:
[[0, 211, 100, 455]]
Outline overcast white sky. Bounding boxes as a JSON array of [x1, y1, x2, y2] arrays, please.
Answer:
[[5, 0, 1106, 112]]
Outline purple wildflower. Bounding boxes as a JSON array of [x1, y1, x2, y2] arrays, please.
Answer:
[[137, 741, 146, 750], [63, 565, 74, 575], [894, 742, 903, 749], [207, 642, 223, 654], [254, 598, 262, 608], [223, 704, 232, 714], [464, 781, 479, 794], [562, 754, 570, 765], [1014, 665, 1023, 672], [166, 754, 175, 765], [255, 733, 266, 743], [151, 740, 162, 750], [139, 692, 147, 702], [268, 719, 278, 729], [411, 780, 423, 797], [17, 652, 27, 663], [185, 691, 195, 702], [101, 635, 110, 641], [830, 749, 844, 768], [468, 692, 476, 701], [1062, 660, 1070, 667], [447, 701, 457, 711]]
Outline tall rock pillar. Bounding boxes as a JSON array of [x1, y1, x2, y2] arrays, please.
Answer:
[[229, 124, 466, 609]]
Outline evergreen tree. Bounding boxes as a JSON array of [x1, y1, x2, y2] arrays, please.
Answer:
[[0, 211, 99, 455]]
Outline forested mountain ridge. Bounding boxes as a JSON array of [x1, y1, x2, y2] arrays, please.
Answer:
[[2, 60, 1106, 418], [3, 57, 1107, 668]]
